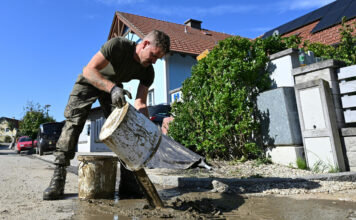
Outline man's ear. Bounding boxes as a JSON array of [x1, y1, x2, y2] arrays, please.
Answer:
[[143, 40, 150, 49]]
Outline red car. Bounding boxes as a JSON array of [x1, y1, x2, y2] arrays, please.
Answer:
[[16, 136, 34, 153]]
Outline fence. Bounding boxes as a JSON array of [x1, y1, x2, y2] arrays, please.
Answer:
[[338, 65, 356, 124]]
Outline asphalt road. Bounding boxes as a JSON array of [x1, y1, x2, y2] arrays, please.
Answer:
[[0, 144, 78, 220]]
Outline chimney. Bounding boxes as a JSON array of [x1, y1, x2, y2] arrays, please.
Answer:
[[184, 19, 202, 29]]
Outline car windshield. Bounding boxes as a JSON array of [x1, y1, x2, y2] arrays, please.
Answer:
[[42, 123, 64, 135], [19, 137, 32, 142], [148, 105, 171, 116]]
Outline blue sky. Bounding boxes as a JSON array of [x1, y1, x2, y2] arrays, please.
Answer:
[[1, 0, 335, 121]]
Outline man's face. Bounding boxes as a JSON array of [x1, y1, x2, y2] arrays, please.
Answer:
[[138, 41, 165, 67]]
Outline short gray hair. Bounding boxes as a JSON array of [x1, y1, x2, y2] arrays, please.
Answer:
[[144, 30, 170, 54]]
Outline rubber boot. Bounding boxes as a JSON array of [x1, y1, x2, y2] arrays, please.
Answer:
[[43, 165, 67, 200]]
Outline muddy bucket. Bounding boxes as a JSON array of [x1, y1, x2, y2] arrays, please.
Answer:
[[99, 103, 161, 171], [78, 155, 118, 199]]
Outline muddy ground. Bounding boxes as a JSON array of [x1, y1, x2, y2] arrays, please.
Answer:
[[1, 144, 356, 220], [73, 188, 356, 220]]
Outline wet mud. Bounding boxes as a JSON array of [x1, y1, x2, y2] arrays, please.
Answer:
[[72, 188, 356, 220]]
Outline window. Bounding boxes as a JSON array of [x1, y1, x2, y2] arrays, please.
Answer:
[[94, 117, 106, 143], [122, 25, 129, 35], [5, 128, 10, 133], [148, 89, 155, 106], [170, 90, 182, 103]]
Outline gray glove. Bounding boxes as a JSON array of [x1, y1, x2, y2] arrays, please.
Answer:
[[110, 86, 132, 108]]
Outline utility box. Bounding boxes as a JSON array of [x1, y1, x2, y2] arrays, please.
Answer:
[[257, 87, 304, 166], [294, 79, 346, 172]]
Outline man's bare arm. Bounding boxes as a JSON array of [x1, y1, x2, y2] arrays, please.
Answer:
[[83, 51, 115, 93], [135, 83, 149, 118]]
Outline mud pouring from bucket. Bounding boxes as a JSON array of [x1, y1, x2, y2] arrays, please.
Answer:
[[99, 103, 164, 208]]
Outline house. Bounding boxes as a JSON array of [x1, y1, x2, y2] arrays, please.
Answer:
[[262, 0, 356, 45], [76, 11, 232, 152], [0, 117, 19, 142]]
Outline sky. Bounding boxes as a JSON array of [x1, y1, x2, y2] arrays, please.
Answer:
[[1, 0, 335, 122]]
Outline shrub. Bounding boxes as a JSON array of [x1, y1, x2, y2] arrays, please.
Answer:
[[168, 36, 298, 160]]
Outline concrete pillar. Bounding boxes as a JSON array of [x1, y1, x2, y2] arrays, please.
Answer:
[[268, 48, 300, 88], [292, 59, 346, 129], [341, 128, 356, 171]]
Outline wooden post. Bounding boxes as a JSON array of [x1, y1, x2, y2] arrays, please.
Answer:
[[134, 168, 164, 208]]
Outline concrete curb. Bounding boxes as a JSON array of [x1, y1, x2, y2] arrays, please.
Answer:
[[146, 172, 356, 189], [31, 153, 356, 189]]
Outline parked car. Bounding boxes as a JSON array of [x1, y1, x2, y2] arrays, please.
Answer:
[[16, 136, 34, 153], [36, 122, 64, 155], [147, 104, 171, 127]]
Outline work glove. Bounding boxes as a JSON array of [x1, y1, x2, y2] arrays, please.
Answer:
[[110, 86, 132, 108]]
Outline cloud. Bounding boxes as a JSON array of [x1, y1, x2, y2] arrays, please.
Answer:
[[146, 1, 335, 17], [94, 0, 145, 5], [275, 0, 335, 12], [193, 5, 259, 16], [287, 0, 335, 10], [146, 4, 259, 17]]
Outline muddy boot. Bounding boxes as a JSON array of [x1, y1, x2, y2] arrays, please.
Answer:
[[118, 164, 144, 199], [43, 165, 67, 200]]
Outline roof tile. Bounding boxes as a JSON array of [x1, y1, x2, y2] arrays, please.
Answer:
[[116, 11, 233, 55]]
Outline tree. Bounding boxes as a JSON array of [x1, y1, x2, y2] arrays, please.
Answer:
[[19, 102, 55, 140]]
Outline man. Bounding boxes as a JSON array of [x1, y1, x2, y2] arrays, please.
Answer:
[[8, 129, 17, 150], [43, 30, 170, 200]]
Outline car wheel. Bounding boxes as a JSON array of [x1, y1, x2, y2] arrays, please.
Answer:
[[16, 150, 20, 154], [38, 146, 43, 156]]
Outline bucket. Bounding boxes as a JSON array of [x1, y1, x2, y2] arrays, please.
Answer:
[[78, 155, 118, 199], [99, 103, 161, 171]]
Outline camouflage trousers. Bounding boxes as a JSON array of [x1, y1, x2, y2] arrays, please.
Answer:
[[53, 75, 143, 197], [53, 75, 112, 166]]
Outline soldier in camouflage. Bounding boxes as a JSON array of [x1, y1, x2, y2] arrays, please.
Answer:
[[43, 30, 170, 200]]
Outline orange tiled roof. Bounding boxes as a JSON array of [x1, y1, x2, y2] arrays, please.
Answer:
[[115, 11, 233, 55]]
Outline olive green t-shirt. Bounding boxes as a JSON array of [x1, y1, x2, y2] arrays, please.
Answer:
[[98, 37, 154, 87]]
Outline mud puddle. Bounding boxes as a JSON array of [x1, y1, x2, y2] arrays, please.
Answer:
[[71, 188, 356, 220]]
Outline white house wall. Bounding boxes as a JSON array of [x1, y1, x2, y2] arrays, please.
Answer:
[[168, 53, 197, 102], [125, 32, 141, 44], [77, 121, 91, 152], [123, 58, 166, 106]]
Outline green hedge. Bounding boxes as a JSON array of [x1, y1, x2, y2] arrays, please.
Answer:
[[168, 36, 298, 159]]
